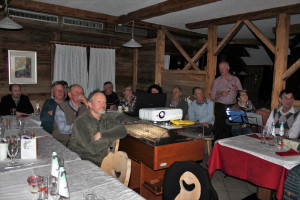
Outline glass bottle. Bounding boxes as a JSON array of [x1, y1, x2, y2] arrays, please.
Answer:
[[57, 166, 70, 200], [50, 151, 59, 195]]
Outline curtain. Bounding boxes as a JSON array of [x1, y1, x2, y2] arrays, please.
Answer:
[[88, 48, 116, 94], [53, 44, 88, 94]]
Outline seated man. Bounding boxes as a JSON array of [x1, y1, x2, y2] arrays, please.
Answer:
[[0, 84, 34, 115], [165, 86, 188, 119], [266, 89, 300, 139], [40, 81, 65, 133], [188, 87, 214, 136], [101, 81, 119, 110], [69, 90, 127, 166], [52, 84, 88, 146]]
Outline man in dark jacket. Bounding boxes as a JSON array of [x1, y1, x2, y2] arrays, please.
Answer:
[[69, 90, 127, 166], [0, 84, 34, 115]]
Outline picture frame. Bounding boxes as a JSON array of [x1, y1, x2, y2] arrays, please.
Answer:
[[8, 50, 37, 84]]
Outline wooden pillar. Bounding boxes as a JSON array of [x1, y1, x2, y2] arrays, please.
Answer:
[[205, 25, 217, 98], [271, 13, 290, 109], [50, 32, 60, 81], [132, 49, 138, 92], [155, 29, 165, 86]]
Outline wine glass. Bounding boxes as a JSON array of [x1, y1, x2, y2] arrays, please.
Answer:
[[7, 136, 19, 166]]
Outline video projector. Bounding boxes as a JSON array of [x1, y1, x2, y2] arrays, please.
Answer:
[[139, 107, 183, 122]]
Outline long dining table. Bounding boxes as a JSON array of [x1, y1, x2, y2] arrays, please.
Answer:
[[0, 114, 144, 200], [207, 133, 300, 200]]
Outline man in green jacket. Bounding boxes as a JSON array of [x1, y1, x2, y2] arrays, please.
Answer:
[[69, 90, 127, 166]]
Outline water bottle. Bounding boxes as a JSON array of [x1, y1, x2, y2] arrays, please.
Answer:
[[277, 121, 284, 149], [57, 166, 70, 200], [268, 122, 275, 146], [50, 151, 59, 195]]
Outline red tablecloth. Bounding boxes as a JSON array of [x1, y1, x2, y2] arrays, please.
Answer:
[[207, 143, 289, 200]]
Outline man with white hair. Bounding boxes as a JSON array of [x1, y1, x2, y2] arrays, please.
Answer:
[[211, 62, 242, 140], [52, 84, 88, 146], [40, 81, 65, 133], [69, 90, 127, 165]]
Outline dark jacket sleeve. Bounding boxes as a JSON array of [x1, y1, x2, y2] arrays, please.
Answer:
[[17, 95, 34, 114], [0, 95, 15, 115]]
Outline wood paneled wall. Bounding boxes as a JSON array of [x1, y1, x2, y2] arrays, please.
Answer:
[[161, 71, 206, 100], [0, 19, 138, 102]]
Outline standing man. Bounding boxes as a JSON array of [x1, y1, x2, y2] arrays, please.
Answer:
[[165, 86, 188, 119], [0, 84, 34, 115], [188, 87, 214, 136], [211, 62, 242, 140], [266, 89, 300, 138], [69, 90, 127, 166], [102, 81, 119, 110], [40, 81, 65, 133], [52, 84, 88, 146]]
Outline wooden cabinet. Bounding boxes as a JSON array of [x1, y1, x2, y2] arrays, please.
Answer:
[[119, 126, 204, 200]]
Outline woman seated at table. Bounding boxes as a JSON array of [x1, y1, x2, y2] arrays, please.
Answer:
[[230, 90, 257, 136], [119, 86, 137, 112], [147, 84, 162, 94]]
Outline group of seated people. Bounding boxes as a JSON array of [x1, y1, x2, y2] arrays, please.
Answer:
[[0, 75, 299, 165]]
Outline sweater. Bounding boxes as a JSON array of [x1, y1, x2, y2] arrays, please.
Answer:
[[69, 109, 127, 165]]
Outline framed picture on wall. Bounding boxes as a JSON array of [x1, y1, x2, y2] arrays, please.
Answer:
[[8, 50, 37, 84]]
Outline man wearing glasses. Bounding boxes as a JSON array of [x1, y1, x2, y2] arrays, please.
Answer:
[[266, 89, 300, 139]]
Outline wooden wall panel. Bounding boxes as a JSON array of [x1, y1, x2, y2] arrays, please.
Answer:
[[161, 72, 206, 99]]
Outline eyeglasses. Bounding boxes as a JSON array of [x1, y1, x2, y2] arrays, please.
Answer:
[[240, 94, 248, 97]]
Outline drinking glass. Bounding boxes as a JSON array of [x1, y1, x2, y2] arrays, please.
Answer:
[[18, 117, 26, 135], [10, 108, 16, 115], [0, 122, 5, 140], [261, 126, 268, 144], [37, 176, 48, 200], [5, 118, 12, 130], [7, 136, 19, 166]]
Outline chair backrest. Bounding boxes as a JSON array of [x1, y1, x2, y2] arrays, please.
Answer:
[[107, 139, 120, 154], [163, 161, 218, 200], [174, 171, 201, 200], [100, 151, 131, 186], [283, 164, 300, 200]]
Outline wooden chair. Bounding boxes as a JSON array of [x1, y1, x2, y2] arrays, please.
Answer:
[[204, 136, 214, 156], [174, 171, 201, 200], [101, 151, 131, 186], [107, 139, 120, 154]]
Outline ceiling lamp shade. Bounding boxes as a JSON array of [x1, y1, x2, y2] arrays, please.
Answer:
[[238, 70, 248, 76], [0, 16, 23, 29], [0, 0, 22, 30], [123, 21, 142, 48], [123, 38, 142, 48]]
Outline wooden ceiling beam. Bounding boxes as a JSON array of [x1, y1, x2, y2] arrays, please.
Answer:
[[273, 23, 300, 35], [117, 0, 220, 25], [9, 0, 118, 23], [283, 58, 300, 80], [161, 26, 199, 70], [214, 21, 244, 56], [186, 3, 300, 29], [243, 20, 275, 54], [183, 42, 207, 70]]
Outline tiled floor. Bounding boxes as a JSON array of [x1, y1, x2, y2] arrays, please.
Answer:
[[199, 154, 258, 200]]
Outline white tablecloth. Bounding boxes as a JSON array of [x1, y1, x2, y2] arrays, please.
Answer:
[[0, 115, 144, 200], [217, 134, 300, 170]]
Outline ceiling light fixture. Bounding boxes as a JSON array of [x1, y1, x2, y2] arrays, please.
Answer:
[[123, 21, 142, 48], [0, 0, 22, 30]]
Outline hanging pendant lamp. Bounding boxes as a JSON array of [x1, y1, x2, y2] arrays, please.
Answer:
[[0, 0, 22, 30], [123, 21, 142, 48]]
